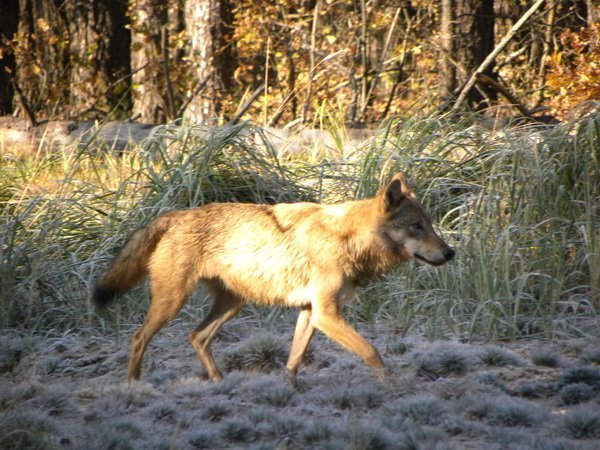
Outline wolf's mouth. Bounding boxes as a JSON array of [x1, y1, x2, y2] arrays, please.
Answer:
[[415, 252, 452, 266]]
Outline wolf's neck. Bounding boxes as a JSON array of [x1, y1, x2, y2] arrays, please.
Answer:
[[339, 200, 402, 284]]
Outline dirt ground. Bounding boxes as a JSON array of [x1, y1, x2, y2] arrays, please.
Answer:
[[1, 316, 600, 449]]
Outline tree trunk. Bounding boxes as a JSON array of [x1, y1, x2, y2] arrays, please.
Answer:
[[183, 0, 235, 125], [12, 0, 69, 119], [14, 0, 68, 119], [63, 0, 129, 119], [130, 0, 168, 123], [453, 0, 495, 109], [0, 0, 19, 115], [66, 1, 111, 116], [105, 0, 131, 115], [439, 0, 455, 101]]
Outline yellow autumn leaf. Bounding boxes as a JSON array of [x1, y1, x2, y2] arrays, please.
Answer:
[[36, 18, 50, 33]]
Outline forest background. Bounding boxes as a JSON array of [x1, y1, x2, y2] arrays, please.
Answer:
[[0, 0, 598, 127]]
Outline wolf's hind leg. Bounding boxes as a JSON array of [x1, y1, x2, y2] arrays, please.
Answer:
[[188, 285, 243, 381], [127, 275, 192, 382], [286, 306, 315, 375]]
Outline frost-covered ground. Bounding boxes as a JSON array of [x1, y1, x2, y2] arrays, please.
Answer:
[[2, 317, 600, 449]]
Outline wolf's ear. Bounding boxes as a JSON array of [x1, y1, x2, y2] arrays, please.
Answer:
[[382, 173, 414, 210]]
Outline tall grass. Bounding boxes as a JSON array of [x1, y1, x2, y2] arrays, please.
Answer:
[[361, 110, 600, 340], [1, 112, 598, 341]]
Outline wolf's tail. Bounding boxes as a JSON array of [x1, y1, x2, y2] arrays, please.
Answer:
[[93, 216, 171, 309]]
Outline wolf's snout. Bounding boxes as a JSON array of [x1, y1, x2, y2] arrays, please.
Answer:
[[443, 247, 455, 261], [414, 244, 455, 266]]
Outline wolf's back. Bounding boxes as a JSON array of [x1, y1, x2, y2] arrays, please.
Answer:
[[93, 216, 171, 309]]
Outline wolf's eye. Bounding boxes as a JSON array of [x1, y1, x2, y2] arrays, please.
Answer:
[[411, 223, 424, 231]]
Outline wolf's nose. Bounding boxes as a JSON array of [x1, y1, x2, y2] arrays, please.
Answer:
[[443, 248, 455, 261]]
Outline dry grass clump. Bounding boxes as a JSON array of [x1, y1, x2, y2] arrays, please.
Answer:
[[462, 393, 548, 427], [0, 411, 57, 450], [257, 383, 298, 407], [301, 420, 335, 448], [386, 427, 447, 450], [81, 382, 160, 420], [171, 378, 206, 399], [81, 419, 149, 450], [487, 430, 573, 450], [561, 405, 600, 439], [531, 347, 563, 367], [185, 429, 217, 449], [253, 412, 303, 446], [149, 400, 179, 424], [513, 380, 557, 400], [29, 386, 72, 417], [219, 417, 258, 444], [203, 371, 247, 396], [479, 346, 522, 367], [200, 398, 232, 422], [344, 421, 397, 450], [222, 332, 288, 373], [477, 372, 510, 393], [0, 381, 45, 407], [240, 376, 298, 407], [316, 382, 386, 411], [558, 366, 600, 389], [580, 346, 600, 365], [414, 343, 475, 380], [556, 366, 600, 406], [559, 383, 596, 405], [0, 335, 27, 374], [387, 393, 446, 426], [385, 337, 412, 355]]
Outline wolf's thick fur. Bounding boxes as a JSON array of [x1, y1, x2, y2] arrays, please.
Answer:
[[94, 173, 454, 382]]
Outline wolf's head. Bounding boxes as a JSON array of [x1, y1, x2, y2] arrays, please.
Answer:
[[377, 173, 454, 266]]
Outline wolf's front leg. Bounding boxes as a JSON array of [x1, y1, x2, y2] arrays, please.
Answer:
[[310, 298, 388, 381]]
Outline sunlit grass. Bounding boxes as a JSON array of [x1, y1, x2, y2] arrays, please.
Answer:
[[1, 112, 598, 341]]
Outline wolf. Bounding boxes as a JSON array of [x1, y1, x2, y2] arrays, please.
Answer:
[[93, 173, 454, 382]]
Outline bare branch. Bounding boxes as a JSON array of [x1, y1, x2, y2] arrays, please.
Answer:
[[452, 0, 546, 112]]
